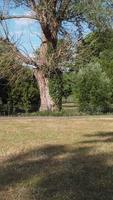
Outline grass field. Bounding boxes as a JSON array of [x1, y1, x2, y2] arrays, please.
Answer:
[[0, 116, 113, 200]]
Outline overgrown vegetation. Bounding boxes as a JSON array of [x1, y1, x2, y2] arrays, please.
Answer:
[[76, 63, 112, 113], [49, 70, 63, 111], [73, 30, 113, 114], [1, 30, 113, 115], [0, 40, 40, 115], [0, 67, 40, 115], [1, 0, 113, 112]]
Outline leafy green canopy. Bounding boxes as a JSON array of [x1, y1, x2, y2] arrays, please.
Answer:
[[77, 63, 111, 113], [73, 30, 113, 113], [0, 40, 40, 115], [77, 0, 113, 30], [75, 30, 113, 73]]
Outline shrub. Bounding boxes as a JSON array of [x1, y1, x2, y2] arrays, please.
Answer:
[[76, 63, 112, 113]]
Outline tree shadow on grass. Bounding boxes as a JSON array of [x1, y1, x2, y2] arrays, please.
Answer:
[[0, 144, 113, 200], [82, 132, 113, 144]]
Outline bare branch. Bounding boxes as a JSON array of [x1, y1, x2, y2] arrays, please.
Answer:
[[0, 14, 38, 21], [0, 37, 40, 68]]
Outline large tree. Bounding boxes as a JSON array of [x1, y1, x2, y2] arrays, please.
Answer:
[[0, 0, 113, 111]]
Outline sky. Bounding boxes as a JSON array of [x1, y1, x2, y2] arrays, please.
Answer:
[[0, 1, 91, 56], [0, 1, 42, 56]]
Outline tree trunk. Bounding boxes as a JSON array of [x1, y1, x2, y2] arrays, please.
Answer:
[[34, 34, 62, 112], [33, 69, 56, 111]]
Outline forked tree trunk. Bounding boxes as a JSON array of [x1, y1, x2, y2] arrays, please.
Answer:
[[33, 69, 56, 111]]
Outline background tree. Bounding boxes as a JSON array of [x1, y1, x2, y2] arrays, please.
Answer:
[[76, 63, 111, 113], [73, 30, 113, 113], [0, 39, 40, 115]]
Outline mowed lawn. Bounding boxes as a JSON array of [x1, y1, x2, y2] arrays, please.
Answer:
[[0, 117, 113, 200]]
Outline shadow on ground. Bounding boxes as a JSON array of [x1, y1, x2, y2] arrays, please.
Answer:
[[82, 131, 113, 143], [0, 137, 113, 199]]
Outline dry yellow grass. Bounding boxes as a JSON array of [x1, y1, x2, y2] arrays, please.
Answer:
[[0, 116, 113, 200]]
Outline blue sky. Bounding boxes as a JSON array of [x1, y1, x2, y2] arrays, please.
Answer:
[[0, 1, 91, 56], [0, 1, 41, 55]]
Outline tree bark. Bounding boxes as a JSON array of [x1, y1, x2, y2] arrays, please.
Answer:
[[33, 69, 56, 111], [34, 34, 62, 112]]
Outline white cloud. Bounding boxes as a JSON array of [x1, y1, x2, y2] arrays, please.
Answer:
[[14, 18, 34, 27], [13, 10, 36, 27], [29, 53, 35, 58], [25, 10, 36, 16]]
